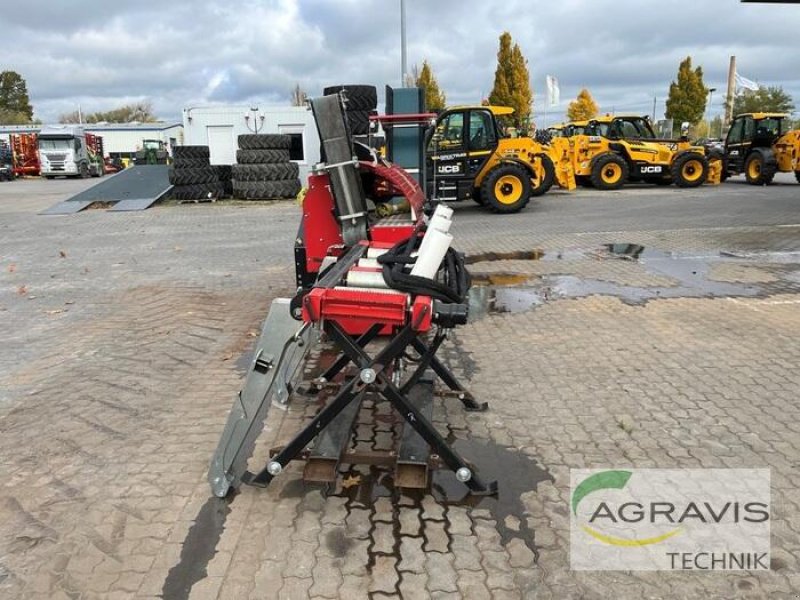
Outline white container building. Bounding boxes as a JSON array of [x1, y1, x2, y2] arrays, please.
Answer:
[[182, 105, 320, 180]]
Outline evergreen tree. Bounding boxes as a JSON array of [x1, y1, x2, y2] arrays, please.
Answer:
[[488, 32, 533, 130], [0, 71, 33, 121], [732, 86, 794, 115], [665, 57, 707, 127], [415, 60, 446, 112], [567, 89, 599, 121]]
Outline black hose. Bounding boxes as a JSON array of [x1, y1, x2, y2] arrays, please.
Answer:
[[377, 234, 471, 303]]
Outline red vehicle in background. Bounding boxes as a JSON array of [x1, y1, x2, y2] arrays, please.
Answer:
[[10, 133, 40, 176]]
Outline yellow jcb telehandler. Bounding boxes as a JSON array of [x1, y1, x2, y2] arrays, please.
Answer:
[[722, 113, 800, 185], [565, 115, 722, 190], [426, 105, 575, 213]]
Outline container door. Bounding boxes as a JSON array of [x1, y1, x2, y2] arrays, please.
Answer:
[[207, 126, 235, 165]]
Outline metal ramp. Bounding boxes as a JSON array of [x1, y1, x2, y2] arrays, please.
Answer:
[[40, 165, 172, 215]]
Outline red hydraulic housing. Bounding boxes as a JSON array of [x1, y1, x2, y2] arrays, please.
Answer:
[[85, 133, 104, 159]]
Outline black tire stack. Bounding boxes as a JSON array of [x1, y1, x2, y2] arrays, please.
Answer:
[[169, 146, 224, 201], [215, 165, 233, 197], [232, 134, 301, 200], [323, 85, 378, 135]]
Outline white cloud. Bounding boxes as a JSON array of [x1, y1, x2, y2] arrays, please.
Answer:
[[0, 0, 797, 124]]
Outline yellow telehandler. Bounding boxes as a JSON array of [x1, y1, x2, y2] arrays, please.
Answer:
[[426, 105, 575, 213], [722, 113, 800, 184]]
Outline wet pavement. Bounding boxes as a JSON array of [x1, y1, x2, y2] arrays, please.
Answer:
[[468, 243, 800, 318], [2, 177, 800, 599]]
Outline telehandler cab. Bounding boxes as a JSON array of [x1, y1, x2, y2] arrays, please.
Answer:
[[723, 113, 800, 185]]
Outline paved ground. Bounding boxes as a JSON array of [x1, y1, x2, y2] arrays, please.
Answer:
[[1, 176, 799, 599]]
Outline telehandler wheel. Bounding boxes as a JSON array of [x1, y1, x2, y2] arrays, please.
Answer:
[[471, 188, 485, 205], [480, 163, 532, 213], [795, 171, 800, 184], [672, 152, 709, 188], [590, 153, 628, 190], [744, 150, 777, 185], [530, 153, 556, 197]]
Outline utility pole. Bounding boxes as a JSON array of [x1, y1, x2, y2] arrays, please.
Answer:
[[725, 56, 736, 127], [400, 0, 408, 87], [652, 95, 657, 122]]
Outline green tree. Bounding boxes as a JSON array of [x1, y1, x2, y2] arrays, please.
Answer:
[[732, 86, 794, 115], [566, 88, 599, 121], [59, 101, 158, 124], [708, 115, 723, 138], [488, 32, 533, 130], [415, 60, 446, 112], [0, 71, 33, 121], [665, 57, 707, 128], [0, 107, 33, 125]]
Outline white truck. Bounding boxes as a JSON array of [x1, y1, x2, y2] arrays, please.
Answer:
[[39, 125, 104, 179]]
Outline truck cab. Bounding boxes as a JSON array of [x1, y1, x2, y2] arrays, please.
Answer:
[[39, 126, 103, 179]]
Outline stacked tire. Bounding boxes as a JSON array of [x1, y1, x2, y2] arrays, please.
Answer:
[[169, 146, 224, 201], [323, 85, 377, 135], [232, 134, 301, 200]]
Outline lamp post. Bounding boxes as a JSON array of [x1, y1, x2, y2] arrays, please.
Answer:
[[706, 88, 717, 138], [400, 0, 408, 86], [244, 106, 265, 134]]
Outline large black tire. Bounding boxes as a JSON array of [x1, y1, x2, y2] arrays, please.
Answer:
[[480, 163, 532, 214], [323, 85, 378, 111], [172, 182, 224, 200], [215, 165, 233, 182], [672, 152, 709, 188], [235, 149, 291, 164], [744, 149, 777, 185], [172, 157, 209, 169], [471, 188, 485, 205], [233, 179, 302, 200], [347, 110, 371, 135], [231, 163, 299, 181], [530, 153, 556, 197], [168, 167, 219, 186], [238, 134, 291, 151], [590, 153, 628, 190], [795, 171, 800, 184], [221, 179, 233, 197], [173, 146, 210, 160]]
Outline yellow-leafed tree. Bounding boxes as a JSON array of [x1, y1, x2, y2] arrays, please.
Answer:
[[567, 89, 599, 121], [488, 32, 533, 131], [415, 61, 446, 112]]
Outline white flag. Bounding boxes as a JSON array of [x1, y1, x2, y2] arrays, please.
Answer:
[[546, 75, 560, 107], [735, 73, 760, 92]]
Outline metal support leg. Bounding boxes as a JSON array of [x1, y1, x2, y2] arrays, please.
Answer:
[[410, 337, 488, 412], [328, 323, 497, 496], [316, 324, 382, 384], [244, 324, 416, 488], [400, 331, 446, 393]]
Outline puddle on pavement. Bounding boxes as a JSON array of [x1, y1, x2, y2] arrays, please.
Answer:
[[162, 493, 236, 600], [466, 249, 545, 264], [431, 438, 553, 559], [466, 242, 800, 316]]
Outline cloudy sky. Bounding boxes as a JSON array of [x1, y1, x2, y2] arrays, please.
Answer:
[[3, 0, 799, 126]]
